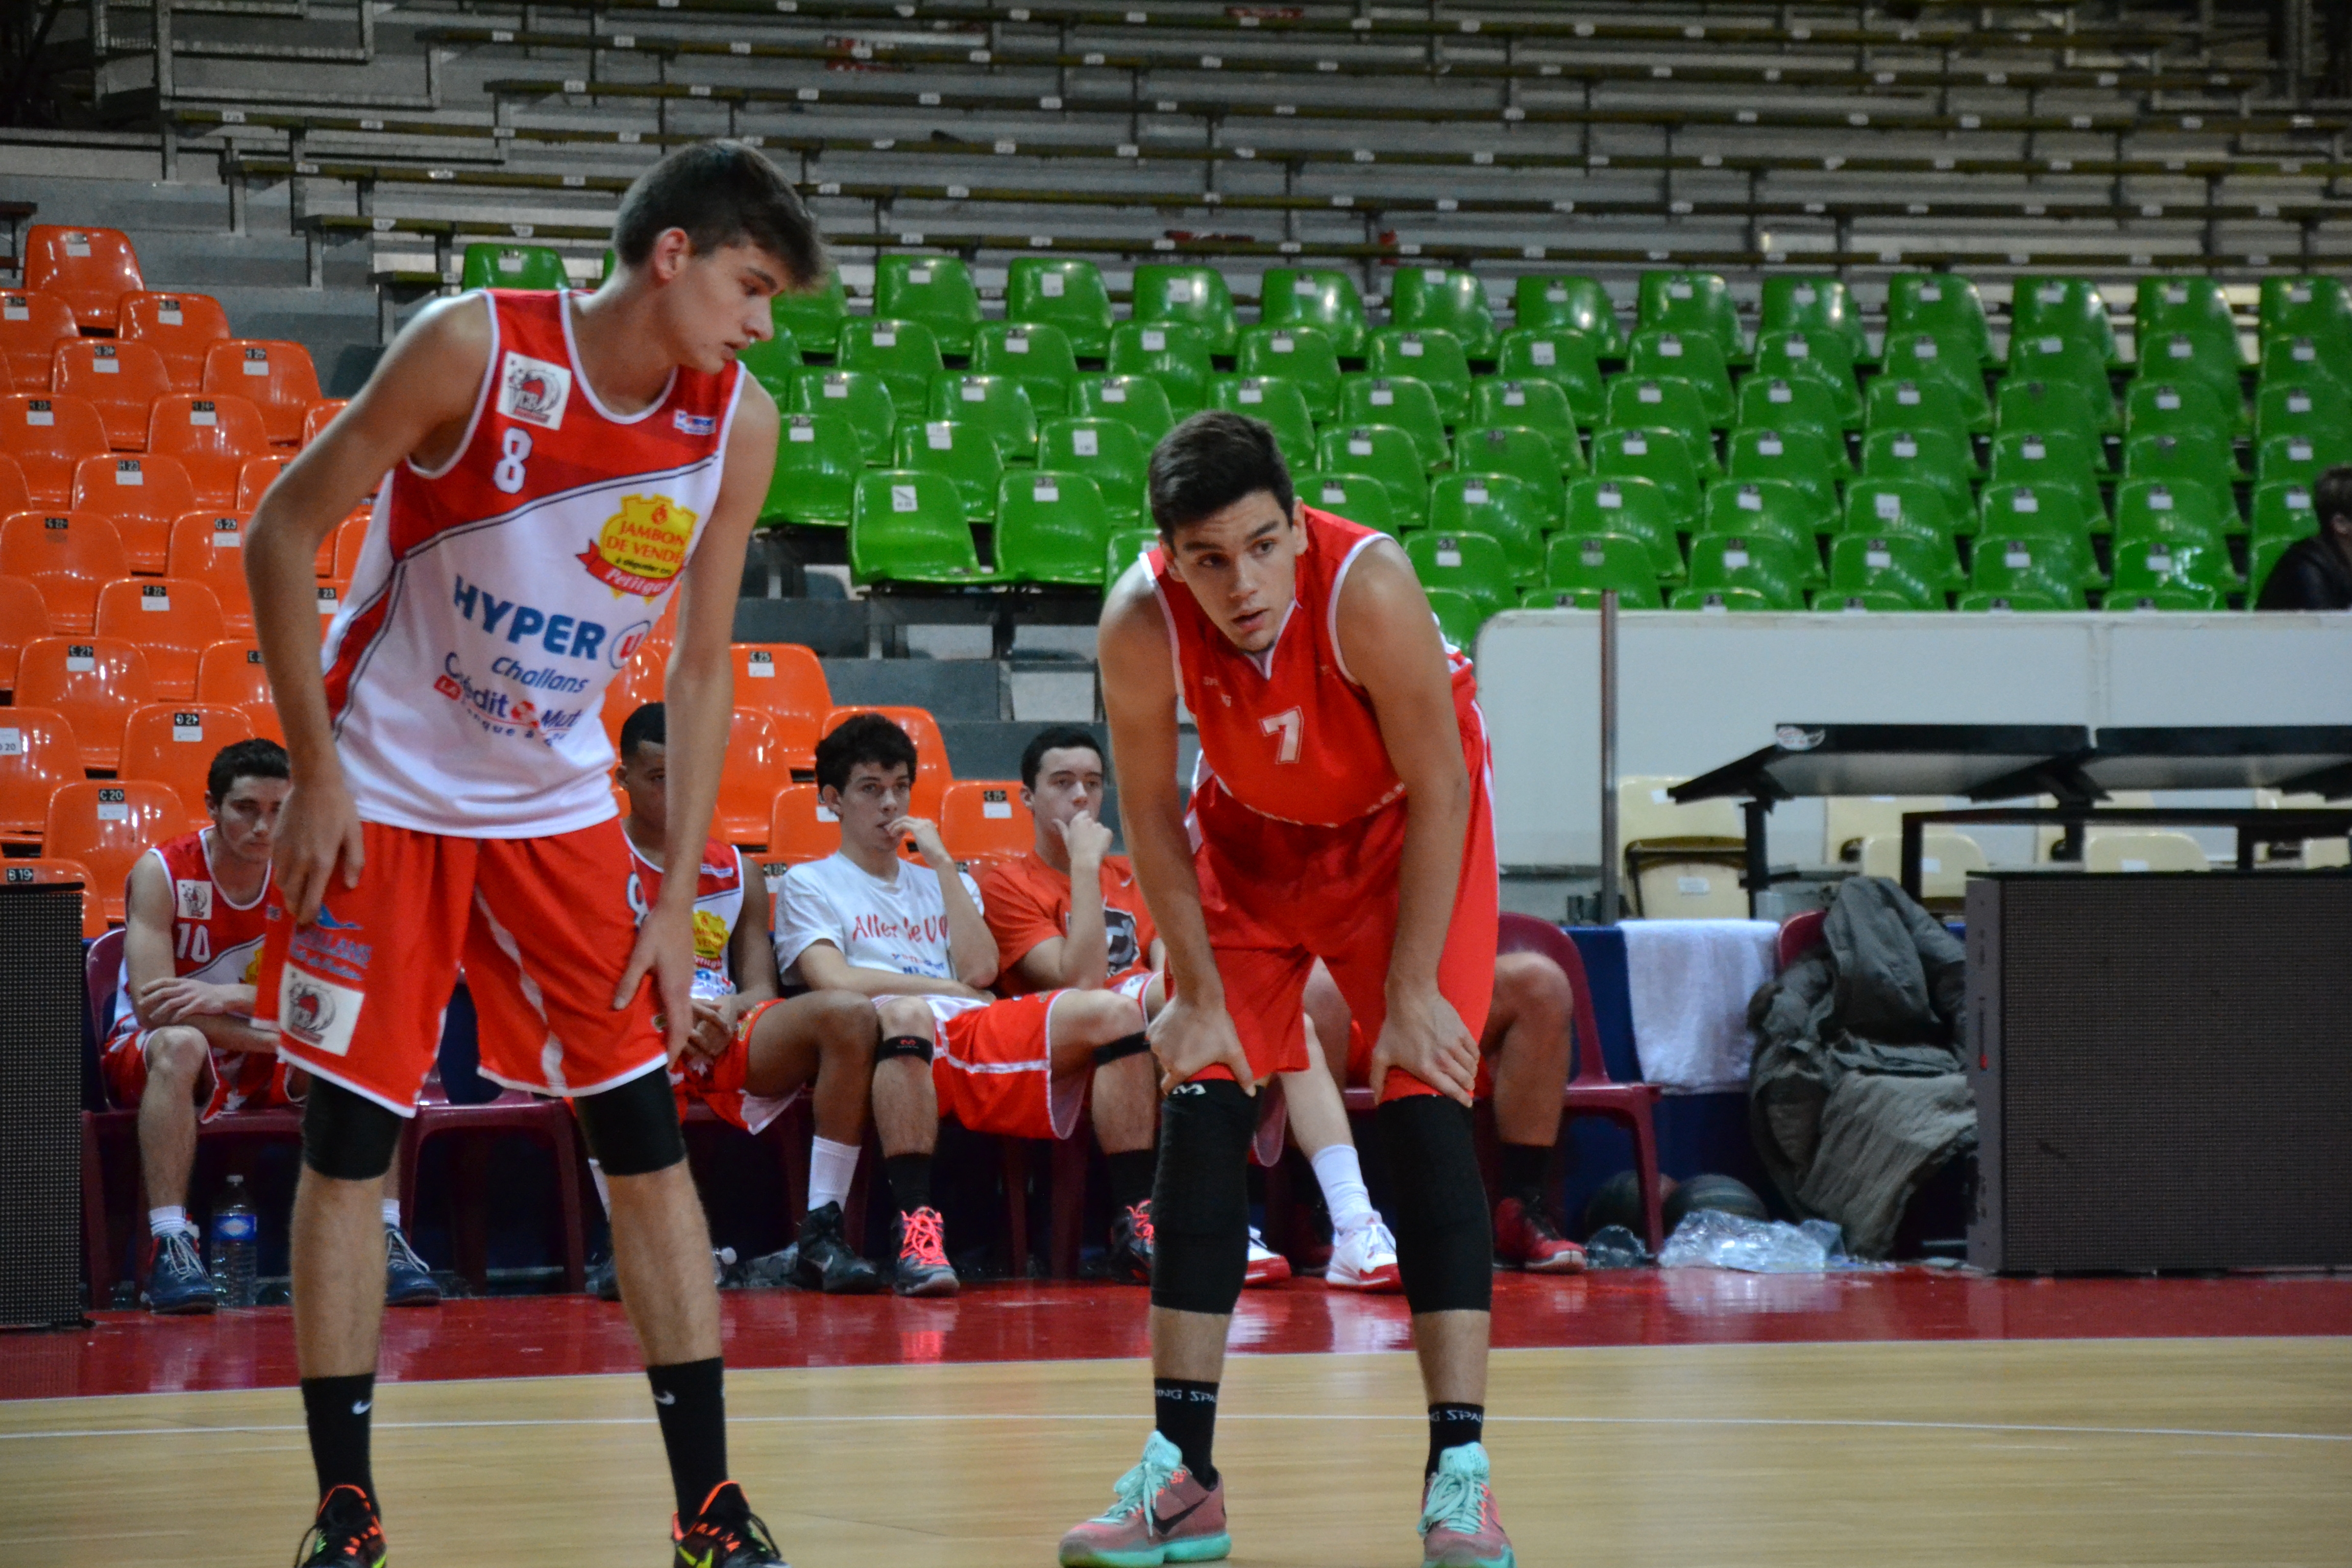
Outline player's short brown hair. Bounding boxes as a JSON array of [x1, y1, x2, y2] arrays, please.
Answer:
[[815, 713, 919, 794], [206, 738, 288, 804], [612, 141, 828, 289], [1148, 410, 1295, 537]]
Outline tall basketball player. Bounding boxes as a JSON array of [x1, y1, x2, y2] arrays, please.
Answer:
[[1063, 412, 1515, 1568], [242, 143, 818, 1568]]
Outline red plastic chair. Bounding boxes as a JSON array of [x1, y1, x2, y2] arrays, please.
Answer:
[[24, 225, 144, 331], [71, 451, 199, 572], [766, 783, 840, 865], [116, 291, 232, 391], [0, 452, 31, 515], [1777, 908, 1827, 969], [821, 705, 949, 821], [195, 639, 282, 743], [731, 642, 830, 774], [398, 1070, 589, 1294], [0, 289, 79, 393], [0, 572, 56, 693], [93, 577, 228, 699], [715, 709, 792, 846], [302, 399, 349, 446], [2, 392, 111, 506], [44, 779, 189, 923], [166, 511, 256, 634], [234, 452, 291, 511], [15, 634, 153, 771]]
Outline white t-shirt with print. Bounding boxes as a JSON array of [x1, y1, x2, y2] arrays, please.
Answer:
[[774, 852, 990, 1024]]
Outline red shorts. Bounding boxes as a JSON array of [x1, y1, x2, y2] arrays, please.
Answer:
[[931, 990, 1093, 1142], [101, 1021, 300, 1121], [672, 997, 803, 1135], [1342, 1018, 1495, 1100], [1189, 725, 1499, 1105], [256, 819, 667, 1115]]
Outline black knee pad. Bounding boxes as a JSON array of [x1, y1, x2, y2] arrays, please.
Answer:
[[573, 1065, 687, 1177], [1376, 1096, 1494, 1315], [876, 1033, 934, 1065], [1148, 1079, 1257, 1315], [302, 1078, 403, 1182], [1091, 1032, 1149, 1068]]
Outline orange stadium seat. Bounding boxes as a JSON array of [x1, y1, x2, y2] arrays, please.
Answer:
[[330, 512, 372, 578], [314, 580, 350, 635], [71, 452, 199, 572], [4, 857, 110, 939], [236, 452, 291, 510], [1, 289, 79, 393], [43, 780, 188, 924], [731, 643, 831, 772], [822, 705, 949, 821], [144, 393, 270, 508], [2, 393, 111, 505], [50, 339, 173, 450], [166, 512, 256, 633], [24, 225, 145, 331], [15, 635, 154, 771], [940, 780, 1036, 861], [1, 509, 129, 633], [0, 706, 82, 845], [116, 291, 232, 391], [195, 640, 282, 742], [0, 452, 31, 514], [715, 709, 792, 846], [119, 702, 257, 819], [94, 577, 227, 699], [203, 340, 323, 447], [0, 573, 56, 693], [302, 399, 349, 446], [766, 783, 841, 865]]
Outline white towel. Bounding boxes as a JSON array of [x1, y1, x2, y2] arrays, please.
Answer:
[[1620, 919, 1779, 1093]]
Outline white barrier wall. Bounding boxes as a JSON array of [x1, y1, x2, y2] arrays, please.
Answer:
[[1475, 611, 2352, 869]]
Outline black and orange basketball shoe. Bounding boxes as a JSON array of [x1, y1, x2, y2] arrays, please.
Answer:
[[293, 1485, 386, 1567], [673, 1481, 787, 1567]]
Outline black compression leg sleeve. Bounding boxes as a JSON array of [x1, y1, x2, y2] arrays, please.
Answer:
[[1147, 1080, 1256, 1315], [1377, 1096, 1494, 1315], [573, 1065, 688, 1177], [301, 1079, 403, 1181]]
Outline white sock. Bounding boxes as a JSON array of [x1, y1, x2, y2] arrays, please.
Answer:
[[588, 1158, 611, 1216], [807, 1137, 860, 1214], [380, 1198, 402, 1230], [1310, 1144, 1377, 1237], [149, 1205, 194, 1239]]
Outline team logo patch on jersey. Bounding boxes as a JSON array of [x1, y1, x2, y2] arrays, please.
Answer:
[[579, 493, 697, 597], [693, 907, 731, 960], [174, 878, 214, 920], [280, 969, 364, 1057], [674, 409, 717, 436], [498, 351, 572, 430]]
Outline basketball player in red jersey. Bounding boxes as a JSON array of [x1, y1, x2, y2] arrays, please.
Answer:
[[1063, 413, 1515, 1568], [241, 144, 816, 1568]]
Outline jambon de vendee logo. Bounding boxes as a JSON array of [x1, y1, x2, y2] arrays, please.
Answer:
[[580, 493, 697, 597]]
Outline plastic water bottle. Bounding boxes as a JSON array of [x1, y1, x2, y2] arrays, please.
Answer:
[[209, 1175, 259, 1308]]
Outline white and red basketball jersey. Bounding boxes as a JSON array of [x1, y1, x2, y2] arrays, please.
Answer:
[[625, 835, 745, 1000], [1150, 507, 1481, 828], [323, 289, 743, 837]]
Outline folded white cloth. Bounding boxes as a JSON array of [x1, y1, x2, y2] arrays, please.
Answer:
[[1620, 919, 1779, 1093]]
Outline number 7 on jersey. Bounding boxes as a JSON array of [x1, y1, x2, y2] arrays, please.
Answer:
[[1260, 706, 1303, 764]]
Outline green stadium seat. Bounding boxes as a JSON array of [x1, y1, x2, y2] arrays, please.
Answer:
[[2124, 429, 2242, 494], [2249, 479, 2318, 548], [1512, 275, 1625, 358], [1297, 471, 1406, 535], [1470, 379, 1582, 462], [737, 328, 804, 404], [1979, 480, 2099, 549], [1208, 375, 1319, 470], [1724, 427, 1843, 521], [1636, 271, 1746, 364], [1103, 526, 1158, 591], [1131, 265, 1239, 356], [2136, 276, 2240, 352], [1071, 374, 1175, 445], [1495, 329, 1606, 428], [1625, 329, 1734, 428], [459, 242, 570, 291], [2255, 378, 2352, 442], [2011, 275, 2120, 364], [2123, 377, 2236, 439], [1954, 587, 2075, 612], [1885, 273, 1995, 365], [1562, 476, 1685, 580], [2109, 533, 2238, 597], [1700, 481, 1828, 575], [1429, 473, 1555, 575], [2249, 536, 2298, 603], [1423, 585, 1489, 650], [761, 411, 863, 528], [891, 417, 1004, 522], [1988, 428, 2106, 520], [1591, 426, 1706, 515], [1544, 532, 1664, 606], [1365, 329, 1473, 424], [1752, 331, 1863, 429], [1456, 425, 1575, 495], [2007, 334, 2118, 431], [1390, 267, 1498, 359], [2136, 330, 2247, 419], [773, 273, 850, 355], [1107, 322, 1212, 417], [1316, 424, 1429, 520], [1406, 530, 1516, 612], [1039, 417, 1149, 523], [849, 471, 996, 586], [1823, 532, 1946, 604], [1685, 533, 1807, 607], [874, 256, 983, 357], [995, 471, 1112, 586], [926, 374, 1039, 465], [2112, 477, 2234, 546], [1669, 585, 1778, 612], [2257, 429, 2352, 489], [1236, 325, 1343, 421], [1859, 426, 1978, 517], [1841, 476, 1966, 544], [1603, 376, 1716, 459], [1735, 375, 1843, 444], [1259, 268, 1369, 356], [1969, 533, 2093, 606], [1994, 377, 2110, 454], [1007, 258, 1114, 359], [2258, 334, 2352, 397], [2258, 277, 2352, 352], [1759, 276, 1868, 366], [788, 367, 897, 464], [972, 321, 1080, 419], [1338, 375, 1449, 468], [838, 318, 945, 413], [1811, 589, 1928, 614], [1878, 333, 1992, 431], [2104, 582, 2227, 611], [1863, 376, 1972, 436]]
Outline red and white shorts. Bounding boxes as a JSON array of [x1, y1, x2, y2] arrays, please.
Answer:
[[920, 990, 1105, 1143], [673, 997, 803, 1135], [256, 819, 668, 1115], [101, 1020, 301, 1121]]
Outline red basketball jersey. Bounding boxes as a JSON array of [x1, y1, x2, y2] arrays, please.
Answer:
[[118, 828, 274, 997], [1149, 507, 1481, 827], [624, 835, 747, 1000]]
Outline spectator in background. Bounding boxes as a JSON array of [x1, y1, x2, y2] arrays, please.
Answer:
[[101, 740, 439, 1313], [2256, 464, 2352, 609]]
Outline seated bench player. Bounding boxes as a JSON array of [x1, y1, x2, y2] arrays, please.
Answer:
[[102, 739, 439, 1312], [583, 704, 885, 1298], [774, 714, 1152, 1296]]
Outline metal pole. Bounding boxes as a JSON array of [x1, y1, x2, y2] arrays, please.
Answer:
[[1597, 589, 1620, 926]]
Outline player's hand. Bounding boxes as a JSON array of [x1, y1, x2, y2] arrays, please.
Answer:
[[1147, 990, 1256, 1097], [616, 896, 696, 1065], [275, 767, 364, 927], [1365, 986, 1481, 1108], [1060, 807, 1114, 869], [889, 815, 952, 868], [686, 997, 732, 1064], [138, 977, 236, 1024]]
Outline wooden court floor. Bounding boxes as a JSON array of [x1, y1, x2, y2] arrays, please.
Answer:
[[3, 1335, 2346, 1566]]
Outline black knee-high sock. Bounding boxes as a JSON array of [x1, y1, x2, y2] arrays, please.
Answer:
[[647, 1357, 728, 1520], [1107, 1148, 1158, 1215], [1154, 1378, 1220, 1487], [301, 1373, 377, 1510], [1428, 1403, 1485, 1478], [884, 1153, 934, 1216], [1499, 1142, 1550, 1210]]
